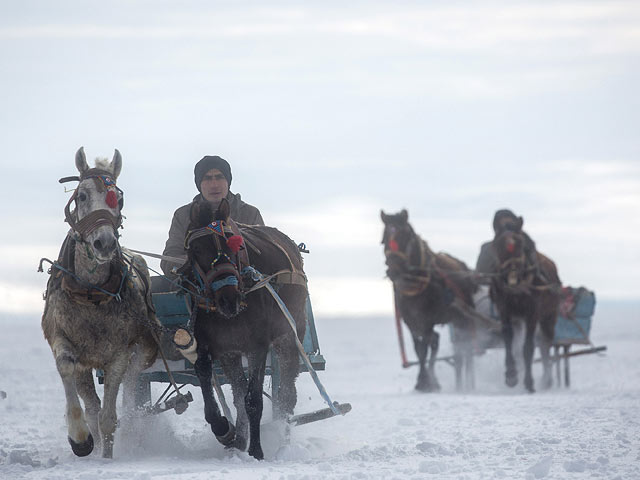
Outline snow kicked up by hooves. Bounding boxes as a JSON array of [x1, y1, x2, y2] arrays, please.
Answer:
[[1, 301, 639, 479]]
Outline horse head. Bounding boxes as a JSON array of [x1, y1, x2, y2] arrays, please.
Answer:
[[380, 209, 417, 280], [492, 217, 530, 287], [67, 147, 124, 263], [185, 198, 245, 318]]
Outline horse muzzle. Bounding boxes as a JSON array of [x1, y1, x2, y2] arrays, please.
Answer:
[[85, 228, 119, 263]]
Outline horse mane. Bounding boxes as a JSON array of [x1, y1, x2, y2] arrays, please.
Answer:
[[238, 224, 304, 276]]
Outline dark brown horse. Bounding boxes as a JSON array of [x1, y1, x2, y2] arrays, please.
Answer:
[[490, 216, 561, 392], [179, 198, 307, 460], [381, 210, 480, 392]]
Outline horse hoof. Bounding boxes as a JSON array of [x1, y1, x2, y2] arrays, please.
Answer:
[[248, 445, 264, 460], [505, 375, 518, 388], [415, 383, 440, 393], [231, 434, 247, 452], [68, 434, 94, 457], [215, 422, 236, 447]]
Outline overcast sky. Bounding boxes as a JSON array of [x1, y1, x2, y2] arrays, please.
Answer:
[[1, 1, 639, 316]]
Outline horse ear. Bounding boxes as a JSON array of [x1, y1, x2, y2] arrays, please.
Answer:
[[216, 198, 231, 222], [517, 216, 524, 231], [111, 149, 122, 179], [380, 210, 388, 222], [190, 200, 214, 227], [75, 147, 88, 174], [400, 209, 408, 222]]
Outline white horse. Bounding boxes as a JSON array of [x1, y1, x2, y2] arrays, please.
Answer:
[[42, 147, 159, 458]]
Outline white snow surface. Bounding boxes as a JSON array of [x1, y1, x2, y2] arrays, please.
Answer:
[[1, 301, 639, 480]]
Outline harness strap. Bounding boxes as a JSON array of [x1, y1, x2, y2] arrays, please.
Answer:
[[239, 226, 301, 274], [40, 257, 128, 306], [243, 268, 307, 294], [127, 248, 186, 266]]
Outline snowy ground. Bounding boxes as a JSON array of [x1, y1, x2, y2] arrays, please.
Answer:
[[1, 300, 639, 480]]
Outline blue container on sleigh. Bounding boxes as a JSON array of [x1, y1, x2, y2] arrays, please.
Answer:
[[553, 287, 596, 346]]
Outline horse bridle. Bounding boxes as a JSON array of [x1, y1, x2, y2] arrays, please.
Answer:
[[184, 220, 245, 301], [494, 232, 535, 288], [60, 168, 124, 242], [383, 224, 432, 295]]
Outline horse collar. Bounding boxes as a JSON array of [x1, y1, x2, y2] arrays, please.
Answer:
[[56, 237, 128, 306]]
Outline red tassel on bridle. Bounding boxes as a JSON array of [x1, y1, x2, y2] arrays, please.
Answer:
[[226, 235, 243, 253], [389, 239, 399, 252], [105, 190, 118, 209]]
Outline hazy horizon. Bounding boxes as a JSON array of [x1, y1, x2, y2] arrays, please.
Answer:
[[1, 1, 639, 316]]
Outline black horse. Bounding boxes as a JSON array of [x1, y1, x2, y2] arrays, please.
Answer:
[[490, 216, 561, 393], [381, 209, 480, 392], [178, 198, 307, 460]]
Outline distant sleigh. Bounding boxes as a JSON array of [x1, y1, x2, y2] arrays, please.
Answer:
[[461, 285, 604, 388]]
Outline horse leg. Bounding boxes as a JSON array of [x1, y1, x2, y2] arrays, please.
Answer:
[[449, 304, 477, 392], [75, 367, 101, 450], [245, 348, 268, 460], [412, 333, 430, 392], [272, 334, 300, 420], [538, 312, 556, 390], [452, 336, 463, 392], [427, 330, 441, 392], [501, 314, 518, 387], [465, 348, 475, 391], [464, 316, 477, 391], [52, 339, 94, 457], [455, 340, 475, 392], [220, 353, 249, 451], [122, 342, 154, 413], [522, 318, 537, 393], [100, 355, 129, 458], [194, 349, 234, 445]]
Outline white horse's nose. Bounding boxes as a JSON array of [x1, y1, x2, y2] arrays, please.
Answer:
[[92, 231, 117, 257]]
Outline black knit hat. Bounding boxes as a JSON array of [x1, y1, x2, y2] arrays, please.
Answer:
[[493, 209, 518, 233], [194, 156, 232, 191]]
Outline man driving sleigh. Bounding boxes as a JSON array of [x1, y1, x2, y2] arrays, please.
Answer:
[[161, 155, 264, 277]]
